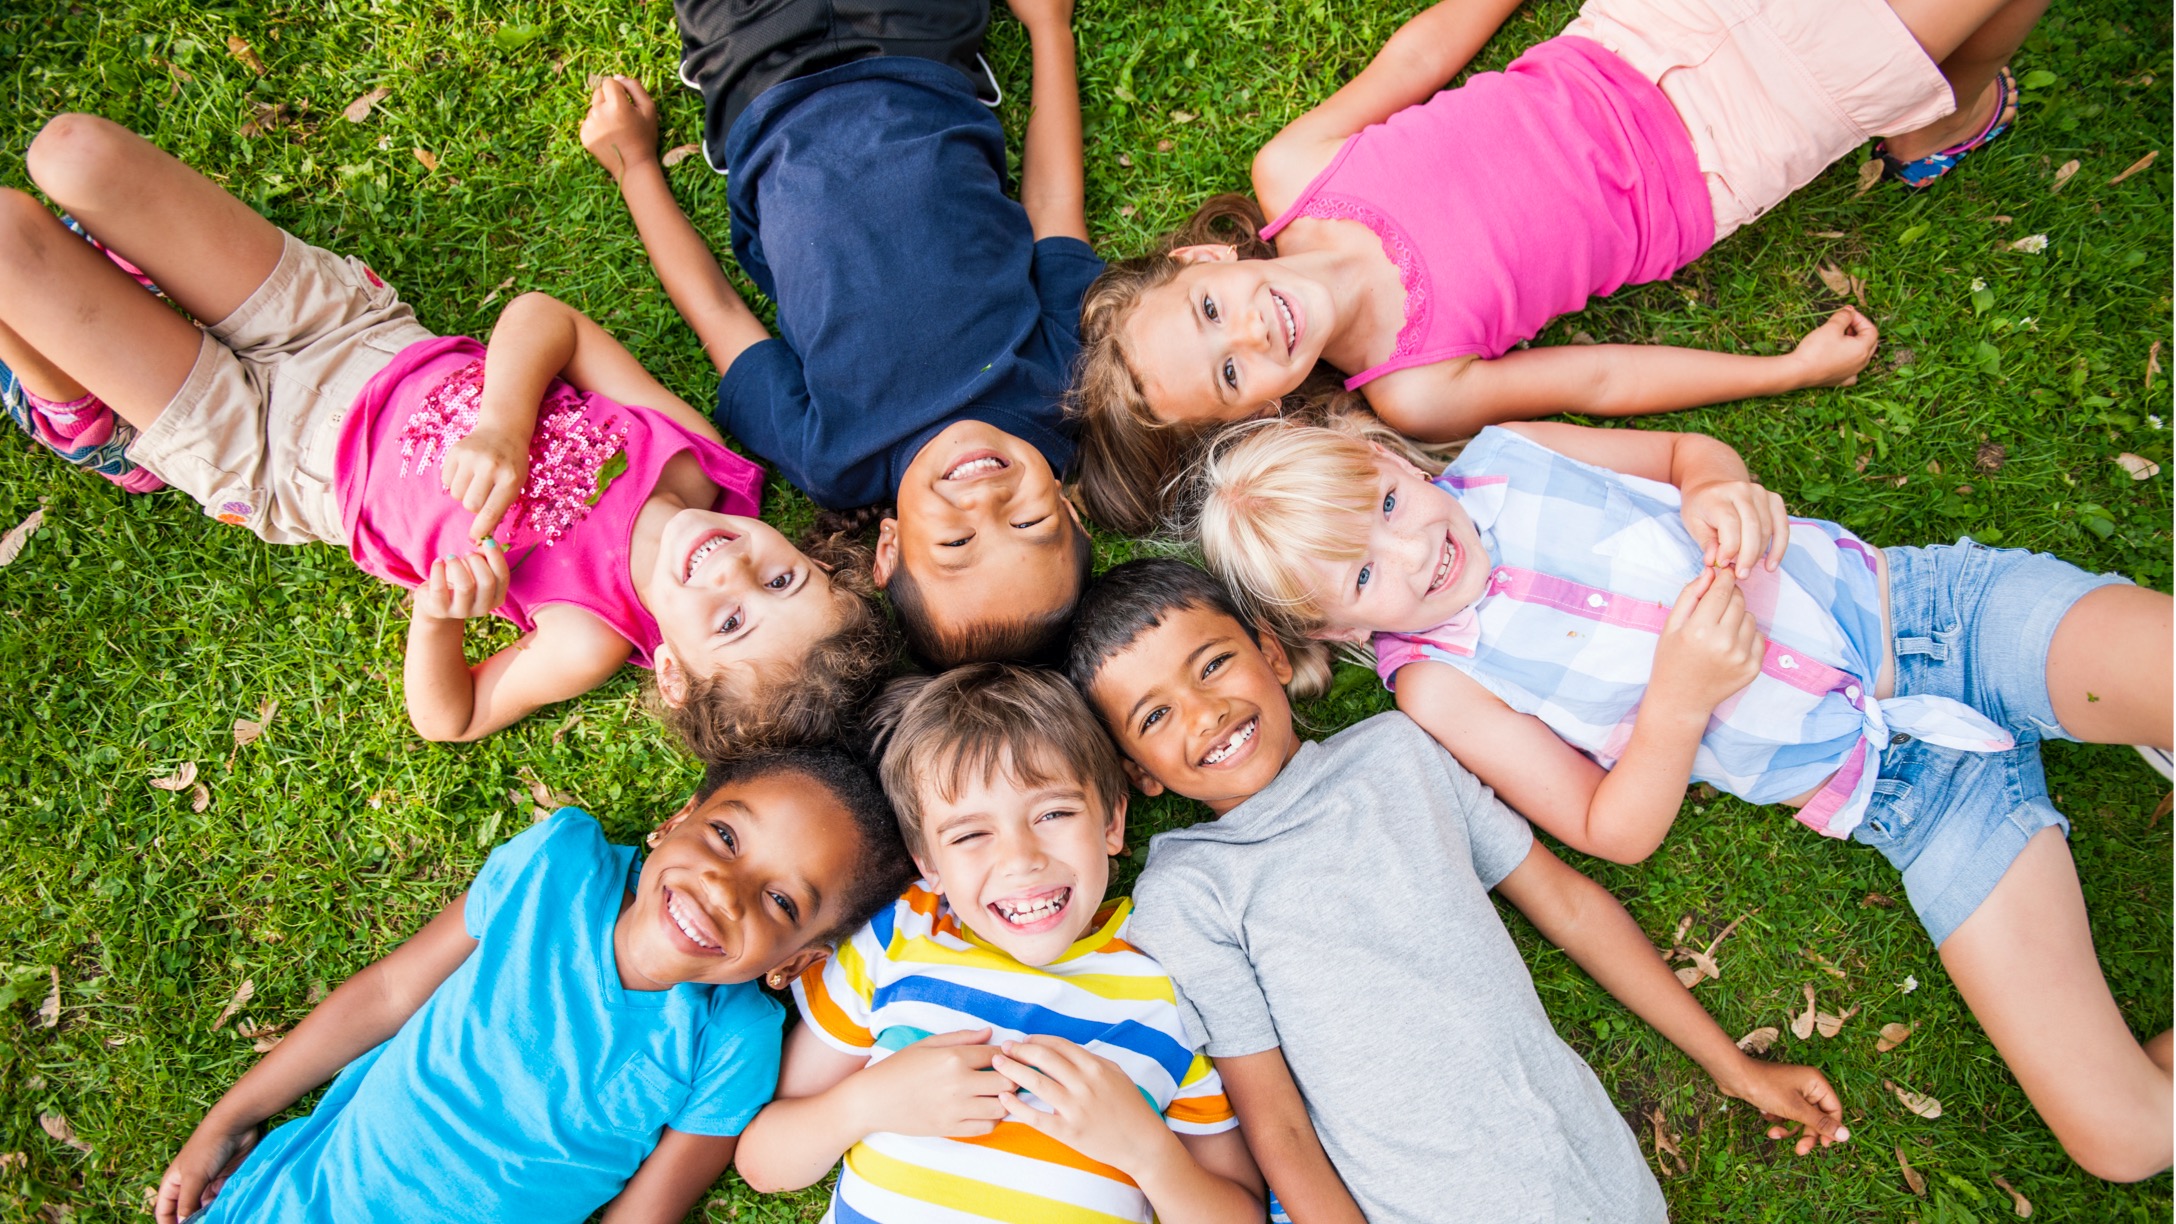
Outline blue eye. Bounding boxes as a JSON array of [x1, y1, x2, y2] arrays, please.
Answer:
[[1382, 492, 1396, 515], [1357, 564, 1372, 590]]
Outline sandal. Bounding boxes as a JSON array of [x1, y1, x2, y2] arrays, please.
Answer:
[[1878, 66, 2017, 189]]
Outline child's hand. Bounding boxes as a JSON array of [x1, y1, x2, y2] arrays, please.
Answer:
[[442, 425, 529, 544], [1717, 1056, 1848, 1156], [414, 544, 512, 623], [155, 1117, 259, 1223], [1679, 479, 1790, 578], [581, 75, 660, 184], [854, 1028, 1012, 1138], [992, 1037, 1174, 1177], [1789, 306, 1879, 388], [1651, 569, 1764, 714]]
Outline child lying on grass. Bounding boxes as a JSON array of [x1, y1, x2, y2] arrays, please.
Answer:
[[733, 665, 1265, 1222], [584, 0, 1103, 668], [1067, 559, 1846, 1222], [1190, 415, 2174, 1180], [0, 114, 892, 747], [155, 747, 916, 1223]]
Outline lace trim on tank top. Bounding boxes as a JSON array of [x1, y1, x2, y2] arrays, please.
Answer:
[[1295, 193, 1428, 369], [398, 358, 631, 550]]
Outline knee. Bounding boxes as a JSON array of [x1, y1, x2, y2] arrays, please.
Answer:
[[25, 112, 133, 207]]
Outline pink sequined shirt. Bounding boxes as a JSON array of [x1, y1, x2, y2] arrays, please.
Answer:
[[334, 336, 765, 667], [1259, 37, 1713, 388]]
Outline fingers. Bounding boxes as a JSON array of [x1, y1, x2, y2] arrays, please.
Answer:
[[916, 1027, 995, 1049], [614, 74, 657, 114], [1763, 490, 1790, 571], [424, 551, 507, 619], [1712, 500, 1742, 575], [1665, 567, 1716, 633], [468, 473, 520, 544], [991, 1049, 1059, 1100]]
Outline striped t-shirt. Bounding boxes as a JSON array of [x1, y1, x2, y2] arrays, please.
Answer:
[[793, 884, 1237, 1224]]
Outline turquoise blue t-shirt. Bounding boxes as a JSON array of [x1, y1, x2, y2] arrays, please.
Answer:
[[197, 809, 784, 1222]]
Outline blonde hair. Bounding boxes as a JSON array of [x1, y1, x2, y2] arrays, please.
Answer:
[[1181, 414, 1457, 696]]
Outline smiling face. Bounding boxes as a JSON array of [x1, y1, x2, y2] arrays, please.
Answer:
[[615, 770, 865, 991], [1121, 250, 1333, 426], [646, 511, 845, 704], [879, 420, 1085, 651], [911, 759, 1125, 968], [1085, 603, 1300, 815], [1305, 450, 1494, 641]]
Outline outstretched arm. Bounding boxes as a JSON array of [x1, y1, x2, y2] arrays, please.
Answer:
[[581, 76, 773, 377], [1490, 844, 1848, 1154], [601, 1129, 740, 1223], [1366, 308, 1879, 442], [1007, 0, 1090, 242], [1214, 1048, 1368, 1224], [155, 897, 480, 1223]]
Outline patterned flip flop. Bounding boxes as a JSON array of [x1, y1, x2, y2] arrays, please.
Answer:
[[1878, 66, 2018, 189]]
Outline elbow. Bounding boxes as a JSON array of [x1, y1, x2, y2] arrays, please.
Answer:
[[407, 709, 480, 745], [731, 1151, 806, 1196], [1584, 829, 1663, 867]]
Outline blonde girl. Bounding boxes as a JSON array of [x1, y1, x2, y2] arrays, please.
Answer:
[[0, 114, 891, 747], [1069, 0, 2047, 532], [1185, 414, 2172, 1181]]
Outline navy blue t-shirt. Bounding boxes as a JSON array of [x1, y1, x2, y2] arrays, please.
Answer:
[[717, 56, 1104, 510]]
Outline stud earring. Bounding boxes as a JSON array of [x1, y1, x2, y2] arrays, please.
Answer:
[[644, 827, 663, 849], [765, 971, 787, 990]]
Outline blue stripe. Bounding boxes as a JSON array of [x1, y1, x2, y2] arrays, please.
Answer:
[[870, 975, 1195, 1086], [868, 899, 897, 951], [829, 1187, 881, 1224]]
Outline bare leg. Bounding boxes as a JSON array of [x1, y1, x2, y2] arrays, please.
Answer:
[[0, 319, 89, 402], [2046, 584, 2173, 747], [1881, 0, 2048, 161], [1939, 828, 2173, 1182]]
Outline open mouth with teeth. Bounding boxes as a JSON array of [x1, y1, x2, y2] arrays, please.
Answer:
[[1426, 531, 1460, 596], [943, 451, 1010, 481], [990, 886, 1072, 934], [683, 531, 735, 583], [663, 887, 725, 954], [1270, 290, 1297, 357], [1200, 716, 1259, 767]]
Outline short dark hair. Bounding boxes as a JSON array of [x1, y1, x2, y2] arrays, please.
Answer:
[[1064, 558, 1258, 698], [698, 745, 917, 946], [867, 664, 1127, 860], [890, 518, 1095, 669]]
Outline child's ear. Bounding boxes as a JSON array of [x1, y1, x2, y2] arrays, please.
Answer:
[[1103, 793, 1130, 857], [654, 649, 689, 708], [1170, 243, 1238, 265], [1120, 757, 1166, 799], [1255, 625, 1298, 685], [766, 945, 830, 990], [872, 517, 900, 588], [647, 794, 701, 848]]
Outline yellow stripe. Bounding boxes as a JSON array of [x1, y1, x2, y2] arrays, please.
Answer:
[[845, 1143, 1137, 1224], [890, 938, 1175, 1004], [836, 935, 876, 1005]]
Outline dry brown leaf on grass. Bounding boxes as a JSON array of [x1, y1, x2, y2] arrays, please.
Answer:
[[1861, 891, 1898, 908], [1876, 1022, 1914, 1052], [150, 762, 199, 791], [342, 86, 390, 123], [1814, 1005, 1860, 1038], [1855, 159, 1884, 196], [0, 1152, 23, 1170], [661, 143, 702, 168], [1736, 1026, 1779, 1054], [1791, 984, 1818, 1040], [1810, 229, 1846, 239], [226, 36, 267, 74], [2050, 159, 2080, 192], [2151, 792, 2173, 826], [233, 698, 279, 747], [1803, 948, 1848, 979], [239, 102, 292, 139], [1992, 1176, 2033, 1216], [37, 967, 59, 1029], [412, 148, 439, 172], [2108, 151, 2157, 185], [1156, 139, 1174, 153], [39, 1113, 90, 1154], [1648, 1107, 1685, 1176], [1885, 1078, 1943, 1118], [481, 276, 519, 308], [2148, 340, 2163, 390], [1896, 1144, 1927, 1196], [0, 507, 45, 567], [1975, 443, 2007, 473], [1816, 262, 1866, 306], [212, 980, 256, 1030], [2114, 453, 2161, 481], [191, 782, 211, 813]]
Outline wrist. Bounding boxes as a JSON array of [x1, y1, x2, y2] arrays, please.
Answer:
[[1114, 1124, 1189, 1190], [1705, 1050, 1757, 1098]]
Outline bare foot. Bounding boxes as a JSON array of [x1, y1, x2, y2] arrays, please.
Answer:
[[1880, 69, 2016, 164]]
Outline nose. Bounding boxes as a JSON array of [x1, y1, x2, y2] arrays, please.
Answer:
[[993, 821, 1049, 876], [1183, 689, 1228, 741]]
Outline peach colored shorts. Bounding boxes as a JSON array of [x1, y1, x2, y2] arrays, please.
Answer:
[[128, 231, 434, 544], [1564, 0, 1954, 240]]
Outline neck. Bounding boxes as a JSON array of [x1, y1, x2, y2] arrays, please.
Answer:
[[1277, 229, 1406, 375]]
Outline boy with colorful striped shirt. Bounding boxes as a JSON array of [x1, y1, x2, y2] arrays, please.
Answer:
[[733, 664, 1264, 1223]]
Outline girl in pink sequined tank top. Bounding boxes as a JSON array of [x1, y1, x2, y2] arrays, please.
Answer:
[[1066, 0, 2049, 535], [0, 115, 893, 747]]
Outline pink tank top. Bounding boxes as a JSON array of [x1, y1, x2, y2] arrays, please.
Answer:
[[1260, 36, 1713, 387], [333, 336, 765, 667]]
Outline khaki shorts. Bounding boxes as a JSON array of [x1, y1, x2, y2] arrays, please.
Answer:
[[128, 231, 435, 545], [1565, 0, 1954, 240]]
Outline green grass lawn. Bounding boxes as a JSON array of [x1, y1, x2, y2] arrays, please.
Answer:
[[0, 0, 2168, 1219]]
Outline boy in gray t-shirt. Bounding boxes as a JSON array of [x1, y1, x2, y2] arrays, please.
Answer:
[[1066, 561, 1847, 1223]]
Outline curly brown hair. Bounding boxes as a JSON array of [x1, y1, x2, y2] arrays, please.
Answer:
[[1068, 193, 1361, 536], [654, 510, 901, 764]]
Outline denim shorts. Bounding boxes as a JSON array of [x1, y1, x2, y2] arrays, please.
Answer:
[[1849, 540, 2128, 946]]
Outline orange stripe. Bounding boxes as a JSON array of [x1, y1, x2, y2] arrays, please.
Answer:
[[956, 1121, 1138, 1185], [1166, 1094, 1233, 1125], [800, 973, 872, 1048]]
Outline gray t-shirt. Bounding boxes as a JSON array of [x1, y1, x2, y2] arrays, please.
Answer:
[[1129, 713, 1667, 1224]]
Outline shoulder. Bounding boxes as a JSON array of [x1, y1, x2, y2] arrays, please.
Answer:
[[489, 807, 612, 877], [701, 978, 787, 1034], [468, 808, 618, 933]]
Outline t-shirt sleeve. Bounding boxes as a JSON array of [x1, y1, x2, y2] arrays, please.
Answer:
[[1164, 1049, 1240, 1136], [1129, 874, 1279, 1059], [711, 338, 830, 501], [670, 987, 787, 1137], [1434, 742, 1535, 890], [1030, 236, 1104, 345], [788, 909, 889, 1056], [463, 807, 594, 938]]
